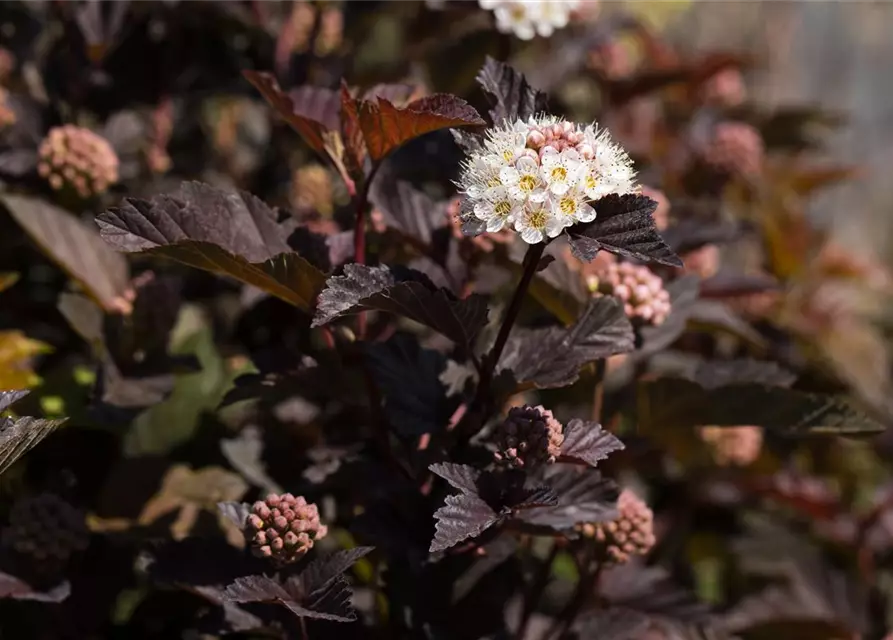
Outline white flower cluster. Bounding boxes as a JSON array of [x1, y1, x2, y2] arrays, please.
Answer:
[[457, 115, 636, 244], [479, 0, 580, 40]]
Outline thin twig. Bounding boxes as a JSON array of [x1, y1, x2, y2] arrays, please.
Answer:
[[457, 242, 545, 440]]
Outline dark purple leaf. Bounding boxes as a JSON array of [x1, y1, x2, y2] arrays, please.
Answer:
[[366, 334, 458, 437], [637, 276, 701, 357], [687, 299, 766, 347], [369, 173, 449, 245], [689, 359, 796, 390], [700, 271, 781, 299], [0, 572, 70, 602], [3, 194, 131, 312], [430, 493, 501, 553], [223, 574, 356, 622], [498, 297, 634, 389], [0, 414, 67, 476], [0, 390, 29, 413], [510, 485, 559, 510], [575, 608, 651, 640], [314, 264, 489, 350], [560, 419, 625, 467], [452, 536, 519, 603], [0, 149, 38, 176], [518, 467, 619, 530], [600, 562, 713, 627], [97, 183, 327, 311], [662, 219, 741, 255], [429, 462, 481, 494], [97, 181, 293, 262], [299, 547, 375, 595], [223, 551, 368, 625], [567, 194, 682, 267], [637, 377, 883, 434], [476, 56, 550, 125]]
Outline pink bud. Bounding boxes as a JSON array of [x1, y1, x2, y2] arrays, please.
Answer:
[[270, 537, 284, 551], [247, 515, 264, 530], [577, 143, 594, 159], [526, 130, 546, 149], [266, 494, 281, 507], [614, 284, 630, 301], [283, 531, 299, 546], [274, 516, 289, 530], [254, 531, 267, 545]]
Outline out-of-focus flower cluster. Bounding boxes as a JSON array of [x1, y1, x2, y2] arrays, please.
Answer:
[[37, 125, 119, 197], [587, 261, 671, 326], [457, 116, 636, 244], [0, 87, 15, 130], [479, 0, 581, 40], [703, 121, 764, 177], [576, 488, 656, 563], [1, 493, 89, 571], [244, 493, 327, 563], [493, 405, 564, 470], [698, 425, 764, 467]]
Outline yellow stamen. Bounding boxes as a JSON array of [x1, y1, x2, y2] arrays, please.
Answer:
[[527, 208, 547, 229], [518, 174, 536, 193], [559, 197, 576, 216], [551, 166, 567, 182], [487, 176, 502, 188], [495, 201, 512, 218]]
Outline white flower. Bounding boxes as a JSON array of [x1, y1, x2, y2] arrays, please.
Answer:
[[455, 114, 638, 245], [540, 147, 583, 196], [578, 125, 636, 199], [478, 0, 503, 8], [473, 186, 521, 232], [529, 1, 576, 38], [548, 185, 595, 226], [493, 2, 536, 40], [500, 156, 548, 203], [460, 155, 507, 201], [514, 203, 565, 244], [483, 119, 529, 164]]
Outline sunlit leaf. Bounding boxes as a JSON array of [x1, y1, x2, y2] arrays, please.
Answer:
[[356, 93, 484, 161], [2, 194, 131, 312], [0, 390, 67, 476]]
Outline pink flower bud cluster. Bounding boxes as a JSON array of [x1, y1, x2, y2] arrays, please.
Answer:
[[703, 122, 764, 177], [244, 493, 327, 563], [576, 488, 656, 563], [524, 119, 591, 158], [37, 125, 119, 197], [2, 493, 89, 566], [0, 87, 15, 130], [493, 405, 564, 470], [698, 425, 764, 466], [587, 262, 671, 326]]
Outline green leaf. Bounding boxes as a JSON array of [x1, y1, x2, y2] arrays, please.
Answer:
[[124, 314, 239, 456]]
